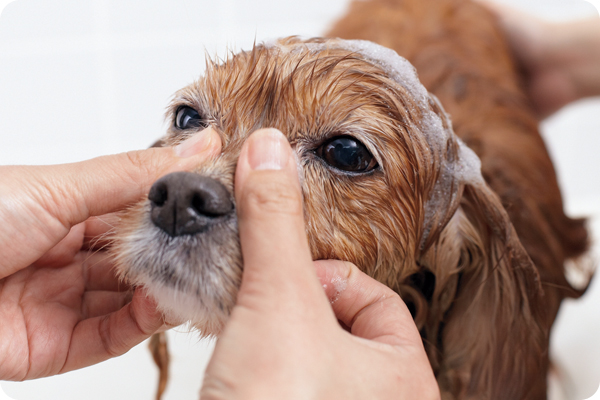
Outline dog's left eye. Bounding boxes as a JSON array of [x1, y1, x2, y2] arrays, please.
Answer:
[[175, 106, 207, 130], [316, 136, 378, 173]]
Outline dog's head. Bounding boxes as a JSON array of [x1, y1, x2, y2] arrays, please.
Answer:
[[112, 38, 544, 392]]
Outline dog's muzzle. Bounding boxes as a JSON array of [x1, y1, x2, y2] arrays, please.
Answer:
[[148, 171, 233, 236]]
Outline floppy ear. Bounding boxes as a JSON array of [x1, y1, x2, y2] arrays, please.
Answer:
[[421, 181, 548, 399]]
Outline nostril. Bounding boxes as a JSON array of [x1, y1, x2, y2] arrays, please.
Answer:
[[191, 186, 233, 218], [192, 194, 218, 218], [149, 171, 233, 237], [148, 182, 168, 207]]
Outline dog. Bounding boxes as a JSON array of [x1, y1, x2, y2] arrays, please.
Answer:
[[112, 0, 590, 399]]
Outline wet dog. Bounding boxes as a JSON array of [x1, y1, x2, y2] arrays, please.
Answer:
[[112, 0, 589, 398]]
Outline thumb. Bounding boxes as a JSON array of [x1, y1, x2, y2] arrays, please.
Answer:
[[0, 128, 221, 277], [234, 128, 329, 313], [314, 260, 423, 348]]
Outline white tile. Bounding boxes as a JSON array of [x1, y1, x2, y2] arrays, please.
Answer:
[[0, 53, 106, 165], [106, 0, 220, 34], [110, 45, 210, 150], [542, 98, 600, 211], [0, 0, 94, 41], [496, 0, 598, 20]]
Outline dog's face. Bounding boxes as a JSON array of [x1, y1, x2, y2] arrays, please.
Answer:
[[112, 37, 496, 336]]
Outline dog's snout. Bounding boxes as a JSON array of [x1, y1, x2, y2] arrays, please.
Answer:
[[148, 172, 233, 237]]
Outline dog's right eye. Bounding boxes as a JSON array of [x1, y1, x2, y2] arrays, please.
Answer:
[[175, 106, 207, 130]]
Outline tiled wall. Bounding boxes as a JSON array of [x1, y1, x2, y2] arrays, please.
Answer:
[[1, 1, 599, 399], [0, 0, 348, 165]]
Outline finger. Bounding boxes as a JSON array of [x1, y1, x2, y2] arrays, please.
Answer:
[[234, 129, 328, 310], [83, 214, 121, 251], [81, 251, 129, 292], [82, 290, 133, 318], [314, 260, 422, 347], [32, 223, 86, 268], [41, 127, 222, 225], [0, 128, 221, 277], [60, 287, 166, 373]]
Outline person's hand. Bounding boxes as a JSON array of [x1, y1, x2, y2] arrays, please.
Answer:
[[0, 128, 221, 380], [201, 129, 440, 400], [482, 1, 600, 118]]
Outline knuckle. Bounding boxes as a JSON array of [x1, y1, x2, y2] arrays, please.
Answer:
[[98, 315, 122, 359], [130, 294, 160, 335], [117, 150, 163, 189], [124, 150, 154, 178], [124, 150, 146, 169], [242, 176, 303, 217]]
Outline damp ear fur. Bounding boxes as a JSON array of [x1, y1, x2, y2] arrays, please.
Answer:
[[405, 93, 547, 398], [418, 178, 546, 398]]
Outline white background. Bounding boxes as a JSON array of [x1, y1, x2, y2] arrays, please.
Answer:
[[0, 0, 599, 399]]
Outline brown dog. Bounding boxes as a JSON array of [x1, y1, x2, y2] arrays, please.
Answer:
[[112, 0, 589, 399]]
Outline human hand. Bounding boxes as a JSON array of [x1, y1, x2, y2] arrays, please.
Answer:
[[201, 129, 440, 400], [0, 128, 221, 380], [482, 1, 600, 118]]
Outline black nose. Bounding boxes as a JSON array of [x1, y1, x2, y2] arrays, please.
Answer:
[[148, 172, 233, 237]]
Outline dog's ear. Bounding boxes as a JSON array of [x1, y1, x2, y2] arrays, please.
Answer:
[[421, 180, 547, 399]]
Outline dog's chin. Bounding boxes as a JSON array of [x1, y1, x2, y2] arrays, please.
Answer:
[[113, 203, 242, 337], [137, 277, 229, 336]]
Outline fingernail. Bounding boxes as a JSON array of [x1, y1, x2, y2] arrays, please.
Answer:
[[247, 129, 289, 170], [175, 128, 216, 158]]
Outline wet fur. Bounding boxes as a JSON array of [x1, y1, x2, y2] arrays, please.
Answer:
[[113, 0, 589, 399], [327, 0, 590, 397]]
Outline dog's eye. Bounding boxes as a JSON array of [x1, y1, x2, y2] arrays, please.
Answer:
[[316, 136, 378, 173], [175, 106, 207, 130]]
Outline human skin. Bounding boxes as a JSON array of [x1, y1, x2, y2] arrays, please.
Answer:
[[0, 129, 221, 380], [201, 129, 440, 400], [0, 127, 439, 399], [484, 1, 600, 118]]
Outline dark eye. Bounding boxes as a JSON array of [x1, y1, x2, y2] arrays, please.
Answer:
[[175, 106, 207, 130], [316, 136, 378, 173]]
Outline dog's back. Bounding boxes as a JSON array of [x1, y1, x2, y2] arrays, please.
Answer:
[[328, 0, 589, 398]]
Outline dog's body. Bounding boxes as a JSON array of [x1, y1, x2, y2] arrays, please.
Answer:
[[328, 0, 590, 397], [113, 0, 589, 399]]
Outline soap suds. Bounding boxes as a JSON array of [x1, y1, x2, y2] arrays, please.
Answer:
[[329, 275, 348, 304], [267, 38, 486, 246]]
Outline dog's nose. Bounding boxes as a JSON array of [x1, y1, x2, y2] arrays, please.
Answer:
[[148, 172, 233, 237]]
